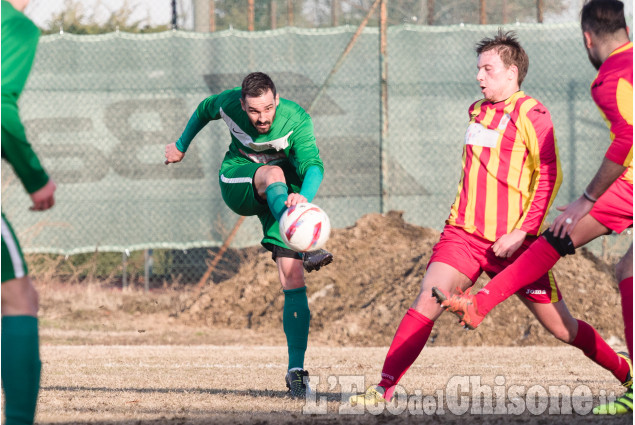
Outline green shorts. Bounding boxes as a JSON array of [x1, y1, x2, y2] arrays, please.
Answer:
[[219, 161, 302, 250], [1, 212, 28, 283]]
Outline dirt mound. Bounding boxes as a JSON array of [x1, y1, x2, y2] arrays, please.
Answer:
[[178, 211, 625, 347]]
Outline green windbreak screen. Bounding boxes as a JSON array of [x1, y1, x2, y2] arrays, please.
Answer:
[[2, 24, 612, 254]]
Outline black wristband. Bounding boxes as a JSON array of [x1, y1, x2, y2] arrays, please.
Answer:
[[583, 190, 597, 203]]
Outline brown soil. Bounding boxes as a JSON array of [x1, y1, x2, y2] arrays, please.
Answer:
[[176, 211, 627, 348]]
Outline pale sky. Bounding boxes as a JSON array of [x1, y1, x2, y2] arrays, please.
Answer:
[[24, 0, 187, 29], [22, 0, 635, 31]]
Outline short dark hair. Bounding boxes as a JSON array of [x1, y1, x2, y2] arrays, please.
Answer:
[[241, 72, 277, 100], [581, 0, 627, 37], [475, 29, 529, 87]]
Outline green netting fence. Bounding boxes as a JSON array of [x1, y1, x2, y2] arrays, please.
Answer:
[[2, 23, 631, 285]]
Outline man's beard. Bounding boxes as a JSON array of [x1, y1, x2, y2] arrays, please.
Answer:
[[587, 50, 602, 71], [255, 120, 271, 133]]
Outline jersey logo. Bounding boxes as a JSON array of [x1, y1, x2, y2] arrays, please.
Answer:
[[465, 122, 500, 148], [220, 108, 292, 152]]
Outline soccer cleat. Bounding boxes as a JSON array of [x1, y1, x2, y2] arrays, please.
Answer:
[[349, 386, 389, 406], [593, 387, 633, 415], [431, 286, 484, 330], [302, 249, 333, 273], [618, 352, 633, 388], [285, 369, 311, 398]]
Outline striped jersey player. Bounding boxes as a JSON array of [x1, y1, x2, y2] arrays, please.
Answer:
[[350, 29, 632, 406], [435, 1, 633, 415]]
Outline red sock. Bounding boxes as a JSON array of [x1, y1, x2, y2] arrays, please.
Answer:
[[570, 320, 631, 384], [619, 277, 633, 360], [476, 236, 561, 316], [378, 308, 434, 400]]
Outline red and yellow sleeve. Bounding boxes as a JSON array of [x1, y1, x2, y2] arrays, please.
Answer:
[[593, 75, 633, 168], [515, 103, 562, 234]]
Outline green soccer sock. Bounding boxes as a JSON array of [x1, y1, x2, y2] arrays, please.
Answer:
[[1, 316, 41, 425], [265, 182, 289, 222], [283, 287, 311, 370]]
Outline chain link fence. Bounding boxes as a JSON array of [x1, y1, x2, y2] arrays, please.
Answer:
[[3, 21, 632, 287]]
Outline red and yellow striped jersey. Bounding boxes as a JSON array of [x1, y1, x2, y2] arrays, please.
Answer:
[[591, 42, 633, 184], [447, 91, 562, 242]]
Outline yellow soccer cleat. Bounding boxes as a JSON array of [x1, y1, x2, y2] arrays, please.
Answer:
[[618, 352, 633, 388], [593, 387, 633, 415], [349, 386, 389, 406]]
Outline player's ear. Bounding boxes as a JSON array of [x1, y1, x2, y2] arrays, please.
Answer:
[[240, 98, 246, 111], [582, 31, 593, 49], [275, 94, 280, 107], [508, 64, 518, 83]]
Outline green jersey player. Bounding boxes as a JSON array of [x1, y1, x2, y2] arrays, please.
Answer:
[[165, 72, 332, 397], [2, 0, 57, 424]]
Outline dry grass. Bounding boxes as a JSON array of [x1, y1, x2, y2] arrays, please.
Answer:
[[36, 345, 632, 425]]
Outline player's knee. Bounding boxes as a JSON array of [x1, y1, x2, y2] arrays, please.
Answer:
[[1, 277, 39, 316], [263, 165, 286, 185], [542, 229, 576, 257], [551, 326, 574, 343], [280, 269, 305, 290]]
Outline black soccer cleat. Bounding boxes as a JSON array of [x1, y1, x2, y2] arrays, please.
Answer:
[[302, 249, 333, 273], [285, 369, 311, 398]]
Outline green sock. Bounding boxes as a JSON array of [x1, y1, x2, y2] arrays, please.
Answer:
[[265, 182, 288, 222], [2, 316, 41, 425], [283, 287, 310, 370]]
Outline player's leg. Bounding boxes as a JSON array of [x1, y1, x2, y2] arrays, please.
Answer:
[[1, 214, 41, 425], [615, 243, 633, 360], [261, 209, 312, 398], [350, 225, 477, 404], [254, 165, 289, 221], [253, 164, 333, 272], [436, 215, 612, 329], [276, 253, 312, 398], [471, 179, 632, 321], [520, 296, 631, 386]]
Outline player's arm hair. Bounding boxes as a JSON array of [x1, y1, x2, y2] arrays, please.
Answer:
[[584, 156, 627, 200]]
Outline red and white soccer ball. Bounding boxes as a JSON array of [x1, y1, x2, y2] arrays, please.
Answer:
[[279, 203, 331, 252]]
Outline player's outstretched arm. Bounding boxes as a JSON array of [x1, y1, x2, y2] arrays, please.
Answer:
[[164, 111, 207, 165], [550, 157, 626, 238]]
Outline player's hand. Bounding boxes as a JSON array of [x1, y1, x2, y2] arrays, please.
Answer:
[[492, 229, 527, 258], [549, 196, 594, 238], [164, 142, 185, 164], [285, 193, 307, 207], [29, 178, 56, 211]]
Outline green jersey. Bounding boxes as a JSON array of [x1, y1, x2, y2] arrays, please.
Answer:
[[195, 87, 324, 179], [1, 0, 49, 194]]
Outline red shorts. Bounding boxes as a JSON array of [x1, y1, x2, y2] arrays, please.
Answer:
[[590, 177, 633, 233], [429, 225, 562, 304]]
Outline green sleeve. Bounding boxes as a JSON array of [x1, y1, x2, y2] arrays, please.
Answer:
[[175, 112, 206, 153], [195, 87, 240, 122], [1, 104, 49, 194], [298, 165, 323, 202], [1, 8, 40, 100], [288, 115, 324, 178], [177, 88, 240, 152], [1, 7, 48, 194]]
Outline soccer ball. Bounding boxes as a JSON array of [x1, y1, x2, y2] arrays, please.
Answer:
[[279, 203, 331, 252]]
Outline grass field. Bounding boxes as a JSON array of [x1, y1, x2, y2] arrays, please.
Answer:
[[37, 345, 632, 424]]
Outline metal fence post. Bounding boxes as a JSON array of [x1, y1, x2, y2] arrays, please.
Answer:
[[122, 250, 128, 289], [379, 0, 389, 213], [144, 249, 153, 293]]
